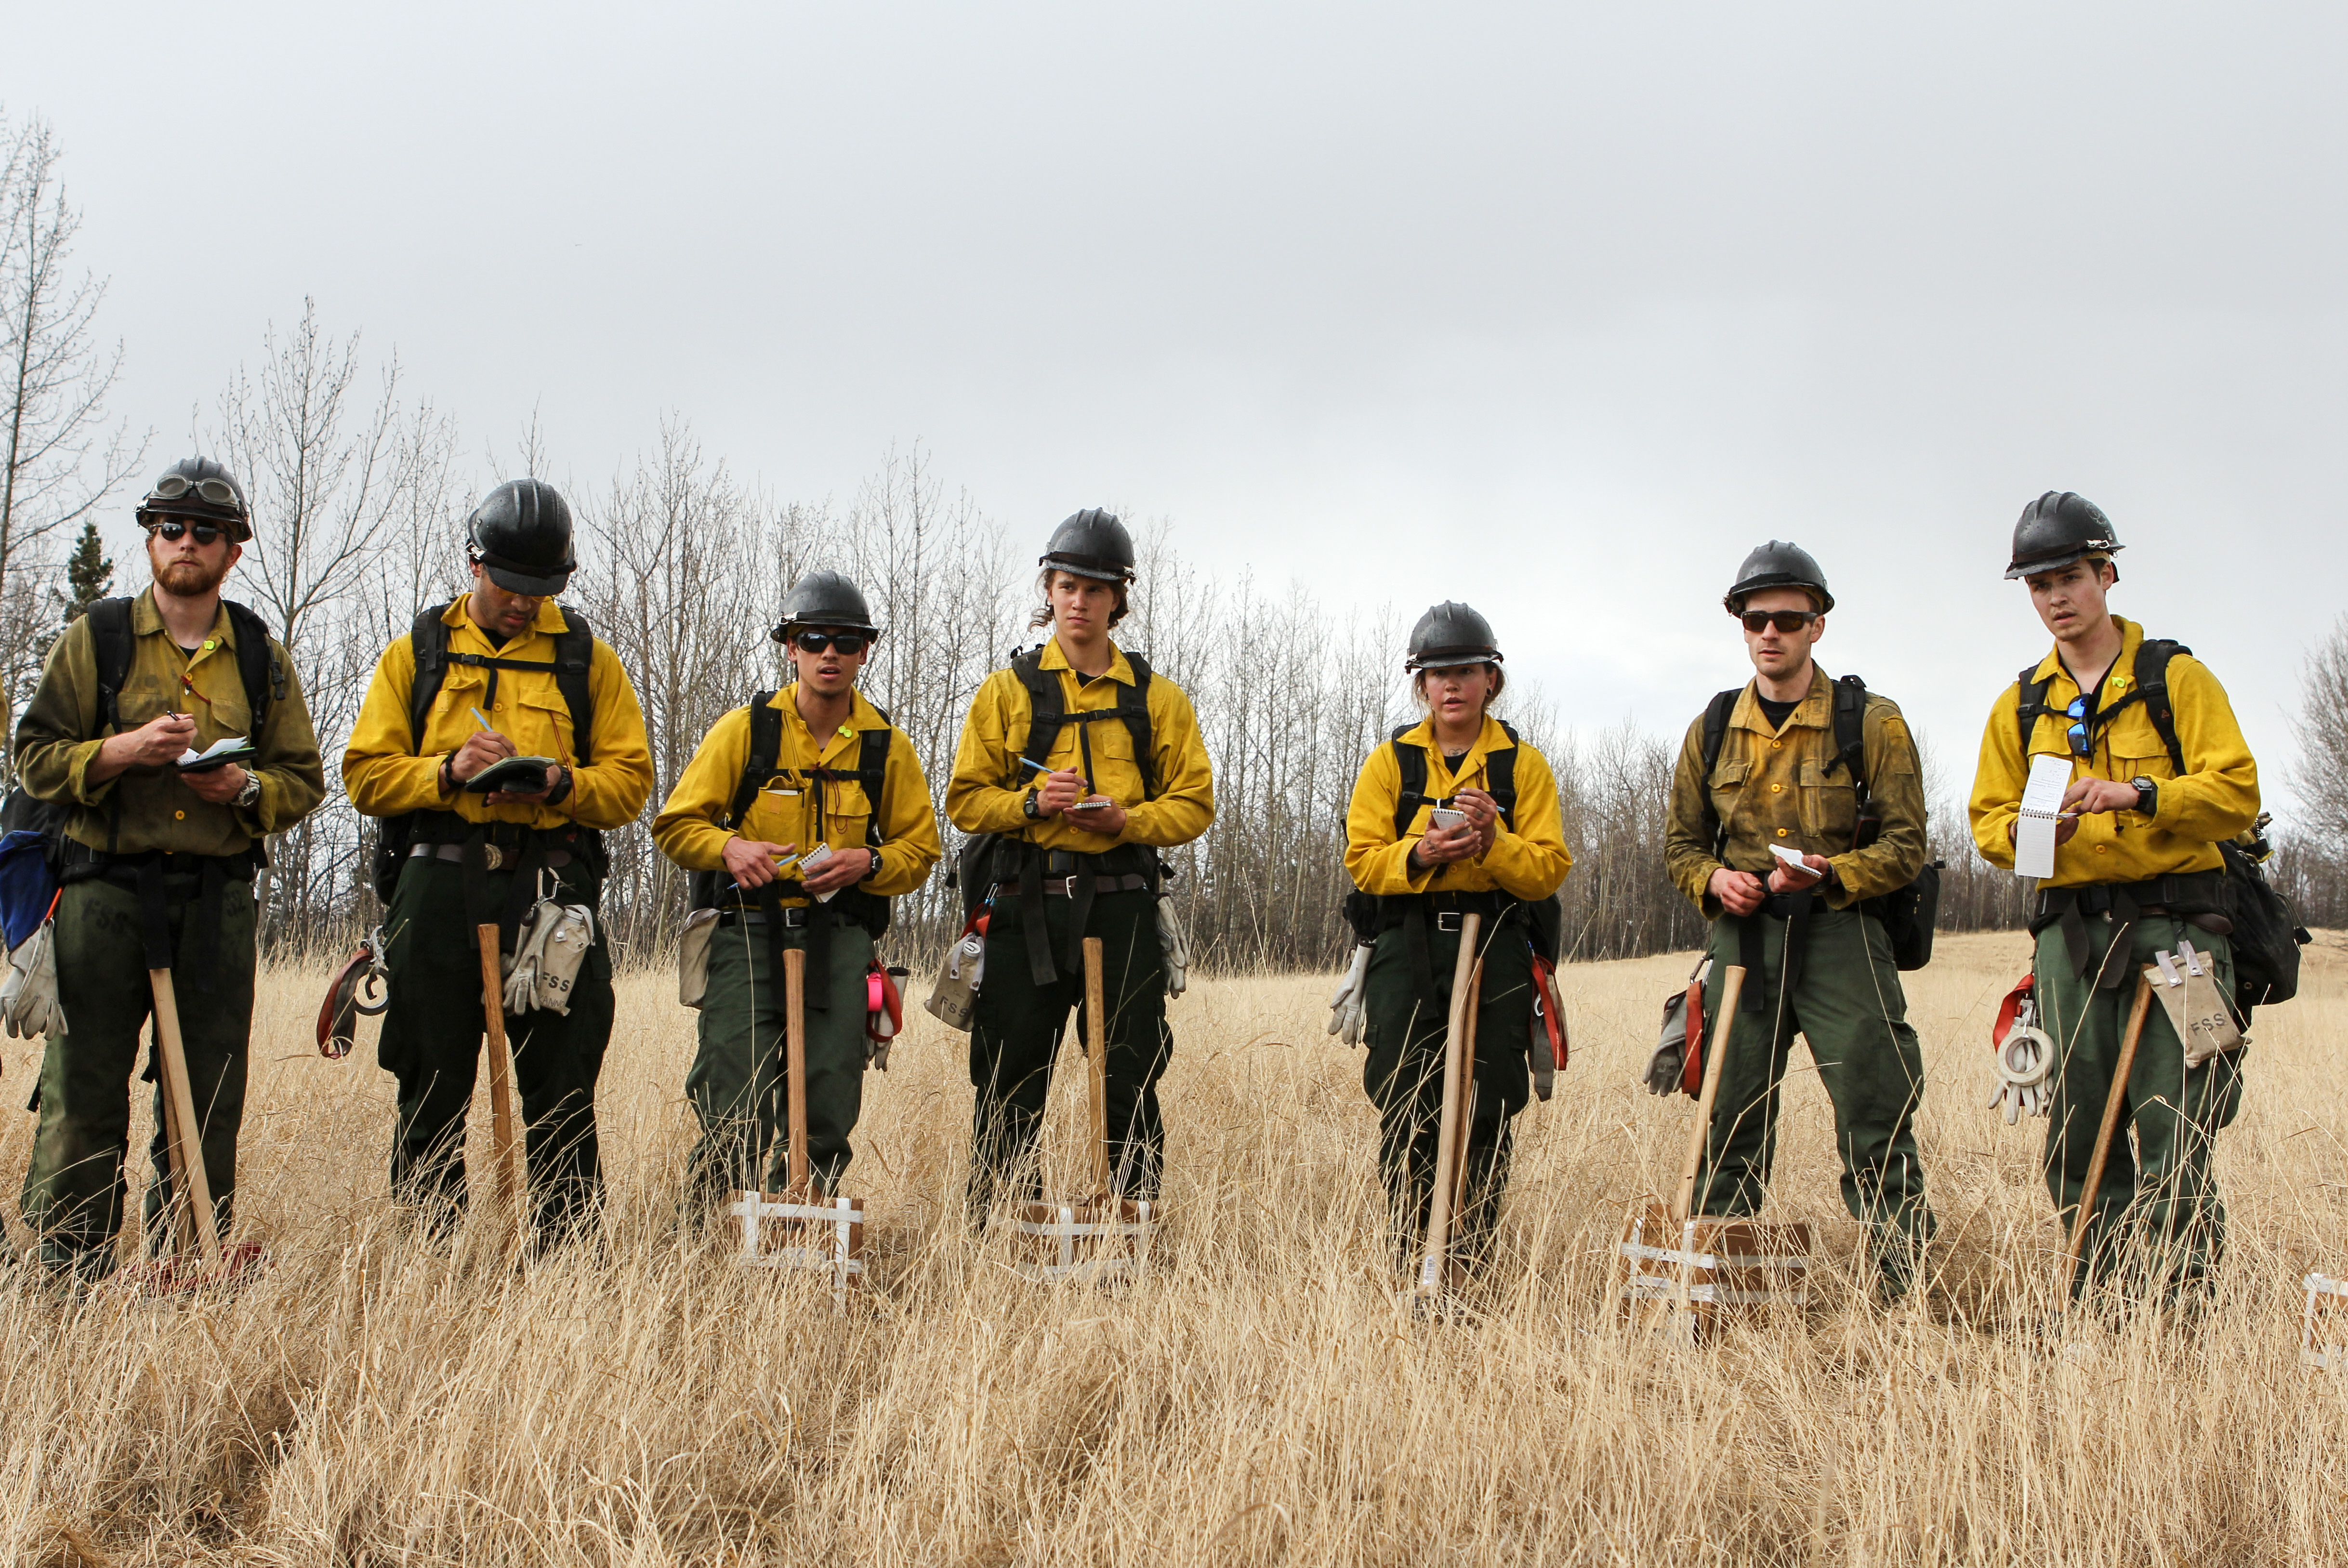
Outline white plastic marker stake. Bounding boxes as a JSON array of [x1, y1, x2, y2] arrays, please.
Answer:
[[2013, 753, 2073, 881]]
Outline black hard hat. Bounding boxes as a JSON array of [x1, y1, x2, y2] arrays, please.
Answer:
[[1039, 508, 1135, 584], [2005, 490, 2123, 580], [1724, 540, 1834, 615], [770, 570, 879, 644], [1405, 601, 1503, 672], [465, 479, 576, 596], [136, 456, 251, 543]]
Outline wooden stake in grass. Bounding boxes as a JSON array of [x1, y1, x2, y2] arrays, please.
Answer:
[[146, 967, 222, 1270], [476, 923, 522, 1236], [1085, 936, 1112, 1199], [2063, 974, 2155, 1300], [785, 944, 810, 1196], [1414, 912, 1482, 1304], [1674, 963, 1746, 1226]]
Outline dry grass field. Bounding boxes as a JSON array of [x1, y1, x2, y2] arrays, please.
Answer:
[[3, 929, 2346, 1566]]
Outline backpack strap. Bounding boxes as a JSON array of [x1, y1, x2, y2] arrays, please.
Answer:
[[406, 601, 598, 765], [85, 597, 136, 734], [1012, 646, 1159, 801], [220, 599, 284, 735], [2129, 638, 2189, 774], [1697, 687, 1741, 859], [1827, 673, 1870, 799], [1487, 720, 1521, 830], [2015, 662, 2057, 759], [724, 692, 785, 827]]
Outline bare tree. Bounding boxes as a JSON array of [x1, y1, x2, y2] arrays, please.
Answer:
[[206, 300, 463, 948], [0, 108, 146, 778], [2292, 614, 2348, 855]]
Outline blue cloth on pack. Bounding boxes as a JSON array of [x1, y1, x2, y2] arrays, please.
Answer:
[[0, 829, 59, 950]]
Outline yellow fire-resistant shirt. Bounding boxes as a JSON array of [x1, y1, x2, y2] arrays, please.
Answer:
[[944, 638, 1215, 851], [1967, 616, 2258, 888], [1344, 714, 1572, 900], [342, 598, 654, 832], [651, 686, 942, 906], [1661, 665, 1928, 918], [14, 589, 327, 857]]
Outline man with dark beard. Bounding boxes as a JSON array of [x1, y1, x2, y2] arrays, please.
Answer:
[[13, 458, 326, 1280]]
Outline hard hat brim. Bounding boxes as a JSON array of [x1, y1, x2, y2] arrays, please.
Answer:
[[1040, 553, 1134, 584], [2005, 542, 2123, 581], [1407, 649, 1503, 672], [482, 560, 574, 597]]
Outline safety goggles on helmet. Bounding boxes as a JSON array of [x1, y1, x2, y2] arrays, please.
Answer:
[[790, 630, 871, 656], [147, 519, 228, 547], [1740, 609, 1820, 634], [150, 474, 243, 509]]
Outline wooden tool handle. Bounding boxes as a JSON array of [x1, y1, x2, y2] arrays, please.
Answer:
[[1415, 912, 1483, 1298], [477, 924, 521, 1224], [2064, 974, 2154, 1292], [147, 968, 223, 1268], [785, 945, 810, 1194], [1448, 963, 1485, 1225], [1674, 963, 1745, 1225], [1084, 936, 1110, 1197]]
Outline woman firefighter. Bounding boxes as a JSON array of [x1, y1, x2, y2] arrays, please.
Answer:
[[1333, 602, 1572, 1268]]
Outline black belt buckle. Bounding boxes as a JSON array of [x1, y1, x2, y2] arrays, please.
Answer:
[[1435, 911, 1463, 933]]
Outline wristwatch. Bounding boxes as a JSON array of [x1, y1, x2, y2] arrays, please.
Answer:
[[234, 770, 262, 809], [2131, 776, 2158, 817], [1022, 790, 1042, 821]]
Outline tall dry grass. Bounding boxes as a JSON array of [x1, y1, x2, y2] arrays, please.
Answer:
[[3, 930, 2345, 1566]]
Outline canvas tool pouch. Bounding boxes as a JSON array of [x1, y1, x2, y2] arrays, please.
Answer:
[[2145, 940, 2242, 1067], [925, 918, 986, 1032], [679, 907, 720, 1009], [503, 892, 596, 1016]]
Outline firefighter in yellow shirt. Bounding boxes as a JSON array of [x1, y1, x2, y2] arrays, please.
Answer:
[[1339, 603, 1571, 1267], [944, 510, 1215, 1221], [651, 572, 942, 1207], [1968, 491, 2259, 1304], [343, 480, 654, 1243]]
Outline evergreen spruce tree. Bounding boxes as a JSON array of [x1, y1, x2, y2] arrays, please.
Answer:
[[56, 519, 113, 624]]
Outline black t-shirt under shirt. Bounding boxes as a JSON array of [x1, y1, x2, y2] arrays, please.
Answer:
[[1756, 694, 1799, 731]]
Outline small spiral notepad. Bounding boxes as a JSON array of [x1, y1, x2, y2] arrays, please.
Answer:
[[2013, 753, 2073, 880]]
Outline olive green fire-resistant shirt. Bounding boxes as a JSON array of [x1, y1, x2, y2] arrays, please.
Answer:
[[13, 589, 326, 858], [1661, 664, 1927, 919]]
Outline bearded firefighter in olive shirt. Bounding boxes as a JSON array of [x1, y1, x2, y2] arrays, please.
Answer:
[[1658, 541, 1937, 1301], [651, 572, 942, 1207], [13, 458, 326, 1279], [343, 480, 653, 1242], [945, 510, 1214, 1220]]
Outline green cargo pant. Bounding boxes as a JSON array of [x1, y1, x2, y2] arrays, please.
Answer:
[[1361, 911, 1534, 1268], [1691, 905, 1936, 1286], [2033, 910, 2242, 1302], [686, 913, 874, 1205], [18, 872, 256, 1278], [967, 886, 1169, 1216], [375, 856, 614, 1241]]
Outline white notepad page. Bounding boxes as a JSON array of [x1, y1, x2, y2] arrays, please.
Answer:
[[2013, 753, 2072, 880]]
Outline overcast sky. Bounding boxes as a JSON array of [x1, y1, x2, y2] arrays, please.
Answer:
[[10, 2, 2343, 815]]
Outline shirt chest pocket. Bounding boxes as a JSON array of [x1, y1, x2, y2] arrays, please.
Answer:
[[1708, 757, 1751, 817], [1077, 713, 1140, 791], [742, 784, 810, 847], [818, 776, 875, 841], [1798, 755, 1860, 841], [514, 688, 579, 764], [2096, 704, 2177, 783]]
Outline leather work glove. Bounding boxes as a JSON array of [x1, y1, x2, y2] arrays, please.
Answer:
[[1157, 899, 1191, 999], [1985, 1005, 2056, 1124], [1327, 944, 1372, 1046], [1, 921, 66, 1041], [1643, 1037, 1686, 1097]]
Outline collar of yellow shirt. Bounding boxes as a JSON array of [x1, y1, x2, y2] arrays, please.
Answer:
[[769, 684, 892, 763], [1034, 635, 1139, 687], [437, 593, 577, 646], [1727, 663, 1834, 737], [2022, 614, 2148, 708], [1394, 711, 1515, 790]]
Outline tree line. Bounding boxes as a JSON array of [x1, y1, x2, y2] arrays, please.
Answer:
[[4, 109, 2343, 972]]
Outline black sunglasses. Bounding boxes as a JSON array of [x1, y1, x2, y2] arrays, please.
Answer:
[[148, 519, 227, 546], [1741, 609, 1820, 634], [791, 631, 870, 655], [151, 474, 240, 506]]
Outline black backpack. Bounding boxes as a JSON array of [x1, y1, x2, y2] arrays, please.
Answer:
[[3, 595, 284, 870], [1341, 720, 1565, 964], [368, 603, 597, 903], [1698, 675, 1943, 970], [2019, 640, 2312, 1015], [950, 646, 1161, 918], [687, 690, 897, 937]]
